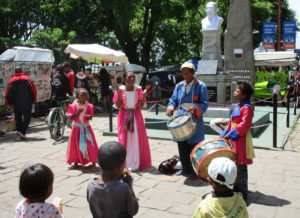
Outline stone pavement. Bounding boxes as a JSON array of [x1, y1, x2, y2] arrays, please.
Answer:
[[1, 111, 300, 218]]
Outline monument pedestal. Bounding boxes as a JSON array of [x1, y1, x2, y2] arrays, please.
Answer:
[[195, 74, 233, 105], [201, 29, 222, 69]]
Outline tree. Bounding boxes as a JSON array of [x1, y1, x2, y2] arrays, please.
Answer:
[[1, 0, 297, 69], [28, 28, 76, 65]]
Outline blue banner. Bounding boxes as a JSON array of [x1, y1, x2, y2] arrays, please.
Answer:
[[283, 21, 296, 49], [262, 22, 276, 49]]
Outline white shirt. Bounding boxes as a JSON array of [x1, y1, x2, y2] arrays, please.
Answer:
[[126, 91, 135, 108], [185, 79, 194, 94]]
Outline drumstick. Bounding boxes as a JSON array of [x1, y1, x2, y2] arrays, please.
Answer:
[[170, 116, 180, 124]]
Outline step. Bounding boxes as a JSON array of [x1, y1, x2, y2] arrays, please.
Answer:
[[144, 111, 270, 137]]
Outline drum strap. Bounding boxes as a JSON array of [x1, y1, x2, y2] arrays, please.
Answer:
[[179, 81, 195, 110]]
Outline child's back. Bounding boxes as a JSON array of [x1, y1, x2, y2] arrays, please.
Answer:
[[87, 141, 139, 218], [193, 157, 249, 218], [87, 179, 138, 218], [16, 164, 63, 218], [16, 199, 61, 218], [193, 192, 248, 218]]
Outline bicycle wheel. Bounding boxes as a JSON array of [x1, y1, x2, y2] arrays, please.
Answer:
[[48, 108, 65, 141]]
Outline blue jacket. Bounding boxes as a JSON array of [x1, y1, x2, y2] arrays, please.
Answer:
[[168, 79, 209, 144]]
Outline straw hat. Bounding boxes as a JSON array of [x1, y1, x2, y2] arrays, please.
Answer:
[[76, 71, 86, 79]]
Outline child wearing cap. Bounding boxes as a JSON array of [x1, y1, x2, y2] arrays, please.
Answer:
[[193, 157, 249, 218], [220, 80, 255, 200]]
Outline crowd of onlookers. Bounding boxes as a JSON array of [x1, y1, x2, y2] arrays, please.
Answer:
[[50, 62, 112, 112]]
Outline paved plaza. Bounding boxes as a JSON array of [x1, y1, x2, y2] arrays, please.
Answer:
[[1, 111, 300, 218]]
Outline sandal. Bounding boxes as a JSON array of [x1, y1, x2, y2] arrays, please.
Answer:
[[17, 132, 26, 139]]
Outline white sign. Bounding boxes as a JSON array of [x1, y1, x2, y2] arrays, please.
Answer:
[[196, 60, 218, 74]]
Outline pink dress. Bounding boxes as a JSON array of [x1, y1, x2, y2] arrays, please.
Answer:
[[113, 85, 151, 170], [66, 101, 99, 165]]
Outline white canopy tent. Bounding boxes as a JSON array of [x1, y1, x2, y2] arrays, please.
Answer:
[[64, 44, 128, 64], [254, 51, 298, 66], [0, 46, 54, 63], [0, 46, 54, 105]]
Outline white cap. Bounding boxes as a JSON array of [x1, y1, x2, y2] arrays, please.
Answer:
[[208, 157, 237, 190], [180, 62, 195, 71]]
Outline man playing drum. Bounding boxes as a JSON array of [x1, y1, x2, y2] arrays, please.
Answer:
[[166, 60, 209, 178]]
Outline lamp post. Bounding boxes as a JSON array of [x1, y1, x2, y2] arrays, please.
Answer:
[[277, 0, 282, 51]]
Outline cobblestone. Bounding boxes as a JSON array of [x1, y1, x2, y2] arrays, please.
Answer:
[[0, 111, 300, 217]]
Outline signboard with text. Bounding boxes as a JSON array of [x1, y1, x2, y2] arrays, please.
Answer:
[[0, 62, 52, 105], [262, 22, 276, 50], [283, 21, 296, 50]]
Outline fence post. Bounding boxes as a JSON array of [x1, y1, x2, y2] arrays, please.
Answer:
[[286, 85, 290, 128], [294, 82, 297, 115], [109, 86, 113, 132], [155, 82, 158, 115], [273, 92, 277, 148]]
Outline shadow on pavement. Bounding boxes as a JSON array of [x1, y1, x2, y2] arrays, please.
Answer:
[[26, 137, 47, 142], [184, 177, 209, 187], [0, 132, 20, 142], [68, 164, 101, 175], [246, 191, 290, 206], [28, 125, 49, 133], [133, 166, 160, 176], [52, 136, 69, 145]]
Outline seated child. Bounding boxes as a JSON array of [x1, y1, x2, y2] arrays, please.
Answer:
[[193, 157, 249, 218], [87, 141, 139, 218], [15, 163, 63, 218]]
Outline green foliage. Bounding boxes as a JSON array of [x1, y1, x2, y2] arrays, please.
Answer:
[[0, 0, 298, 70], [29, 28, 76, 64]]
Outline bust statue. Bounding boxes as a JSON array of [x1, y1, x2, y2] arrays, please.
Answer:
[[202, 2, 223, 30]]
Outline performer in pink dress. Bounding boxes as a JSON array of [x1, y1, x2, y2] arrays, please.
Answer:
[[66, 88, 99, 168], [113, 71, 151, 171]]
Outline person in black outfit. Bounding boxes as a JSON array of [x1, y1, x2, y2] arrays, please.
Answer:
[[51, 64, 71, 112], [99, 68, 111, 112], [5, 66, 37, 140]]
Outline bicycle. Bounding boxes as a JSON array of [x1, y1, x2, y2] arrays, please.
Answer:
[[47, 99, 71, 141]]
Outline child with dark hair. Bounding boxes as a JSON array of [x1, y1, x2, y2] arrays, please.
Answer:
[[15, 164, 64, 218], [193, 157, 249, 218], [87, 141, 139, 218], [221, 80, 255, 200], [66, 88, 99, 168], [114, 71, 151, 171]]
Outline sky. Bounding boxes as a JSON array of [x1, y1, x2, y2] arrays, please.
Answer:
[[288, 0, 300, 49]]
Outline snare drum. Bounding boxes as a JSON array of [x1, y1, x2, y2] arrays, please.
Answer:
[[167, 113, 196, 142], [190, 137, 237, 181]]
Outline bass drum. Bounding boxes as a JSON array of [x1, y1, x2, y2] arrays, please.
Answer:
[[190, 137, 237, 181]]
